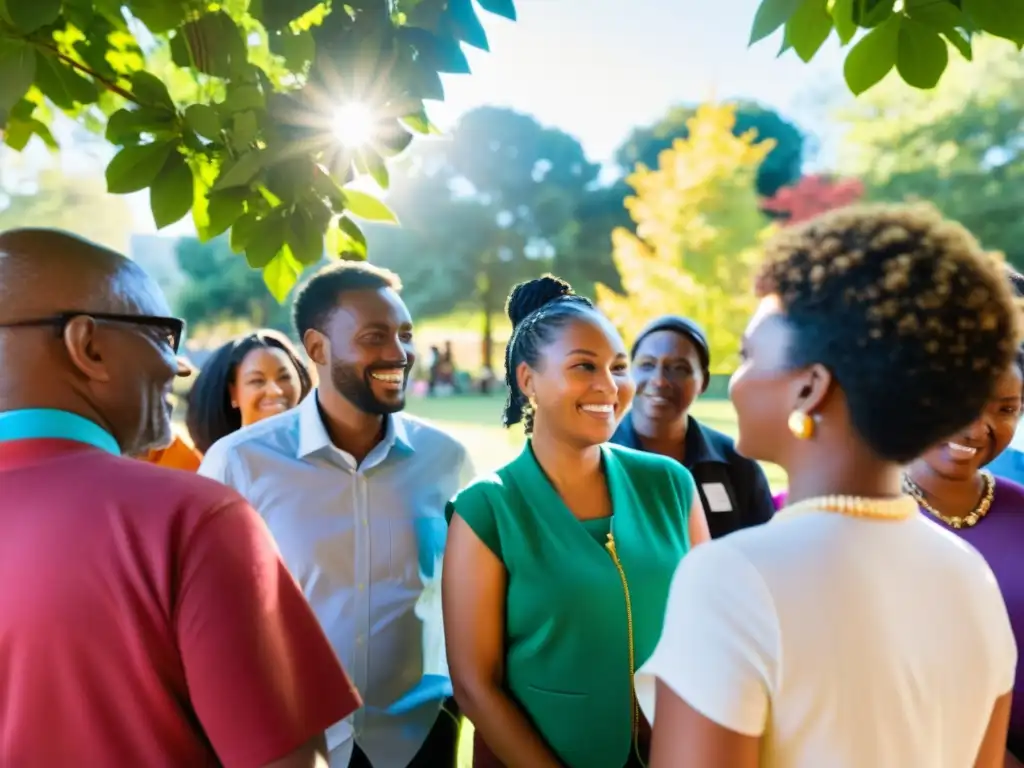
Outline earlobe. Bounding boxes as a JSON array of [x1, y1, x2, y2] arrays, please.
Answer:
[[63, 317, 110, 383]]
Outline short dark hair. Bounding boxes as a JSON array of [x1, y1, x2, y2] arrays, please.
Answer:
[[502, 274, 597, 433], [186, 330, 313, 453], [756, 203, 1021, 464], [293, 261, 402, 337]]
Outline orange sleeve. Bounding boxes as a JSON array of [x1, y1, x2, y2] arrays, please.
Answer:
[[175, 499, 361, 768], [146, 436, 203, 472]]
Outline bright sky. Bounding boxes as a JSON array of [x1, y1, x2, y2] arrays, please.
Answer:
[[124, 0, 848, 235]]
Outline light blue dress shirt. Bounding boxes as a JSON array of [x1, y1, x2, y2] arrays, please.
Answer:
[[198, 392, 473, 768]]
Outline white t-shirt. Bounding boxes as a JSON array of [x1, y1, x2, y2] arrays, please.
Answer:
[[636, 509, 1017, 768]]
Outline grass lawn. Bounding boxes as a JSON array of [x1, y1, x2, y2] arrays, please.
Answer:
[[405, 393, 786, 491]]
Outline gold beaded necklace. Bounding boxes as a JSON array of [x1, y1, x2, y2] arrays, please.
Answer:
[[901, 470, 994, 529], [781, 494, 919, 521]]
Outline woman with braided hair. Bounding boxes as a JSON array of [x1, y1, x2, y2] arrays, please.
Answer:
[[638, 204, 1020, 767], [442, 275, 709, 768]]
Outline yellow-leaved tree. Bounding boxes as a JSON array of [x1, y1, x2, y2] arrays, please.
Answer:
[[597, 103, 776, 372]]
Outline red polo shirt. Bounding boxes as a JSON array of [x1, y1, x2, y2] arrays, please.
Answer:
[[0, 439, 361, 767]]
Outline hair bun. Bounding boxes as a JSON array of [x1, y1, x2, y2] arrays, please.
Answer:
[[506, 274, 574, 326]]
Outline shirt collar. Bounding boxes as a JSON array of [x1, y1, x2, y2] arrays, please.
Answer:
[[0, 409, 121, 455], [614, 411, 727, 466], [296, 390, 414, 460]]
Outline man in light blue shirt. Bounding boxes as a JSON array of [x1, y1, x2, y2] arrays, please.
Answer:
[[200, 262, 473, 768]]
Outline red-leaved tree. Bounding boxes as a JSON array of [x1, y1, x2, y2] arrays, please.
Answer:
[[762, 174, 865, 225]]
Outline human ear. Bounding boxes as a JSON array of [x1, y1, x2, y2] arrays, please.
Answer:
[[516, 360, 535, 400], [63, 316, 111, 383], [303, 329, 328, 367], [791, 363, 833, 417]]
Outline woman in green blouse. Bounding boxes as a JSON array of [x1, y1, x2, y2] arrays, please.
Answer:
[[442, 275, 710, 768]]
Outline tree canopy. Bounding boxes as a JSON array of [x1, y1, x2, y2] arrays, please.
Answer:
[[597, 103, 774, 372], [751, 0, 1024, 95], [837, 37, 1024, 268], [0, 0, 517, 298]]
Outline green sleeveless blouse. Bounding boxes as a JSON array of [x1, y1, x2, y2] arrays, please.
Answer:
[[446, 441, 695, 767]]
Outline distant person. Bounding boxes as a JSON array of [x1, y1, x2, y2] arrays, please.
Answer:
[[0, 229, 360, 767], [638, 204, 1019, 768], [142, 423, 204, 471], [987, 267, 1024, 488], [611, 315, 774, 537], [200, 261, 474, 768], [443, 276, 710, 768], [186, 329, 313, 454]]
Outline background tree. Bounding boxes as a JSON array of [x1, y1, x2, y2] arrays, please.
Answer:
[[173, 235, 316, 335], [597, 103, 775, 372], [836, 37, 1024, 267], [0, 0, 518, 298], [616, 101, 805, 198], [749, 0, 1024, 95], [368, 106, 598, 371], [761, 173, 864, 224], [0, 163, 134, 250]]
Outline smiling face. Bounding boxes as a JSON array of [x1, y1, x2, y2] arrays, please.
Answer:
[[229, 346, 302, 427], [631, 330, 705, 428], [312, 287, 415, 415], [519, 313, 635, 448], [918, 362, 1024, 481]]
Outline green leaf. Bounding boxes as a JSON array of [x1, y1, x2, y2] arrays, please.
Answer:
[[254, 0, 321, 30], [407, 65, 445, 102], [476, 0, 517, 21], [0, 41, 36, 122], [942, 28, 973, 59], [150, 151, 194, 229], [331, 215, 368, 259], [750, 0, 803, 44], [178, 10, 248, 78], [401, 110, 438, 135], [30, 119, 57, 149], [287, 208, 327, 266], [185, 104, 222, 141], [106, 107, 177, 145], [896, 17, 949, 89], [214, 151, 264, 190], [843, 12, 901, 94], [341, 188, 398, 222], [830, 0, 858, 44], [131, 71, 175, 110], [262, 248, 302, 302], [126, 0, 188, 32], [232, 111, 259, 147], [402, 27, 472, 74], [356, 147, 389, 189], [269, 28, 316, 72], [853, 0, 896, 27], [962, 0, 1024, 43], [907, 0, 964, 29], [786, 0, 834, 61], [224, 85, 265, 113], [444, 0, 489, 51], [34, 52, 99, 109], [7, 0, 60, 33], [201, 190, 246, 240], [230, 209, 258, 253], [3, 119, 33, 151], [106, 141, 175, 194], [245, 213, 287, 268]]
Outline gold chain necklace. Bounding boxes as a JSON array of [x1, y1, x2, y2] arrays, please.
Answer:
[[901, 470, 994, 529], [781, 494, 919, 521]]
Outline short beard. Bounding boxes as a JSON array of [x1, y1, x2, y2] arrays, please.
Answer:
[[330, 360, 407, 415]]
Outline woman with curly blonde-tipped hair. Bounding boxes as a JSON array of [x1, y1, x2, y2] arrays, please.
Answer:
[[637, 204, 1021, 768]]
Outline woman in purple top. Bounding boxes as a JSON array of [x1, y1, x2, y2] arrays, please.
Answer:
[[903, 354, 1024, 763]]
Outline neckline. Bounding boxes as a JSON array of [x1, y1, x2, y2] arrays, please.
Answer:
[[0, 409, 120, 455]]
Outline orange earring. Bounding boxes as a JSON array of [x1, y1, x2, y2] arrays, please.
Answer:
[[788, 410, 815, 440]]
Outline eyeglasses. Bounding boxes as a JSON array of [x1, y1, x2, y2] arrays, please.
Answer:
[[0, 311, 186, 353]]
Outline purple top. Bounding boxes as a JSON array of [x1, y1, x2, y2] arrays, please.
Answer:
[[930, 477, 1024, 741], [775, 480, 1024, 741]]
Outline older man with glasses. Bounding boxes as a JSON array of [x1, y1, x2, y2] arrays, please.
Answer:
[[0, 228, 360, 768]]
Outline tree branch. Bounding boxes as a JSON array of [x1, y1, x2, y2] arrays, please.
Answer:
[[38, 44, 140, 105]]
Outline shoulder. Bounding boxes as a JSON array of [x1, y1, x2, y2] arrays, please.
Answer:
[[396, 412, 467, 459], [201, 409, 299, 466], [107, 454, 253, 520], [447, 471, 507, 515], [993, 475, 1024, 512]]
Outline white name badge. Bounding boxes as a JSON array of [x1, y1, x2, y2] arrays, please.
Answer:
[[702, 482, 733, 513]]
